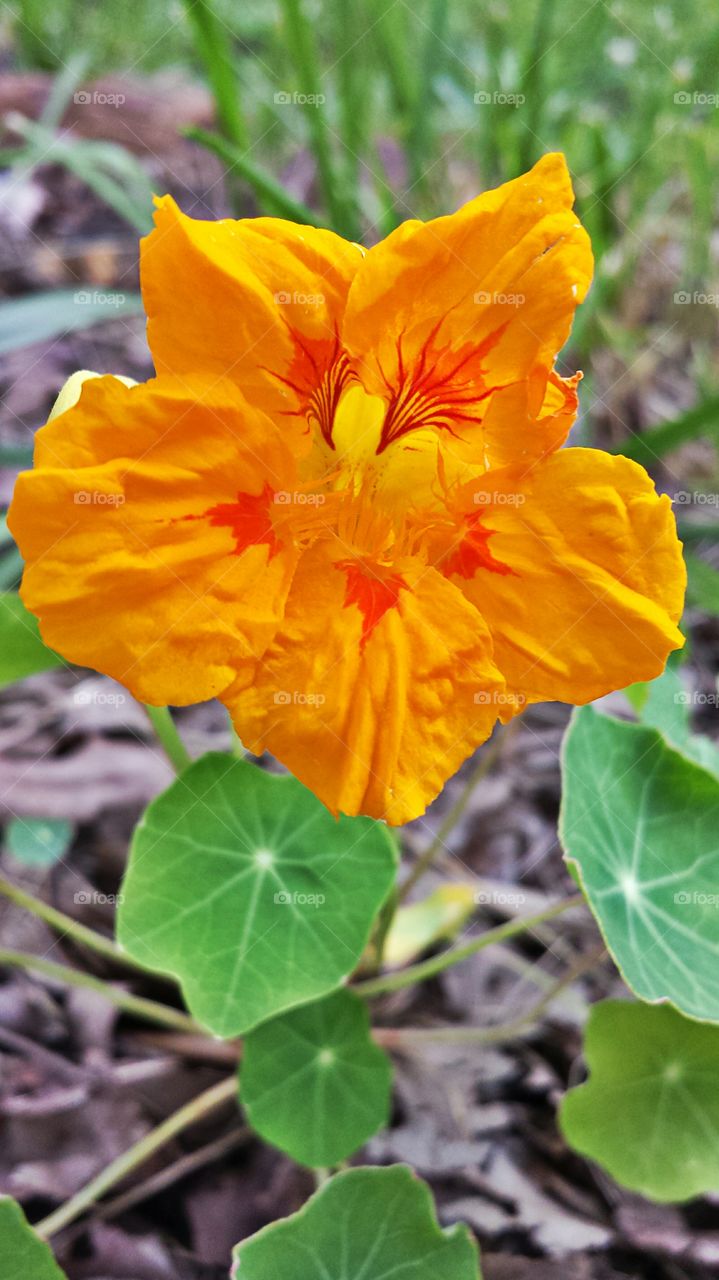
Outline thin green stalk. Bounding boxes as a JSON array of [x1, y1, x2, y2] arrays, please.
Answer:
[[354, 893, 585, 998], [405, 0, 448, 198], [182, 0, 247, 148], [0, 873, 143, 971], [186, 127, 323, 226], [370, 886, 398, 973], [35, 1074, 237, 1239], [374, 943, 606, 1047], [278, 0, 348, 234], [0, 948, 200, 1035], [366, 0, 414, 117], [333, 0, 366, 239], [399, 723, 516, 904], [517, 0, 556, 173], [144, 705, 192, 774]]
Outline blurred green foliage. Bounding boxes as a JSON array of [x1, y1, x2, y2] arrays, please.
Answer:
[[3, 0, 718, 595], [5, 0, 718, 336]]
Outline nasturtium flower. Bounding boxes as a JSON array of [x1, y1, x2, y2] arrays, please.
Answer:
[[9, 154, 684, 825]]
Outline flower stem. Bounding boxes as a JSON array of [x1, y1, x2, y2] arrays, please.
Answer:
[[278, 0, 350, 235], [181, 0, 248, 149], [353, 893, 586, 998], [144, 705, 191, 773], [0, 873, 142, 970], [35, 1074, 237, 1239], [187, 127, 324, 227], [0, 947, 199, 1035], [399, 722, 517, 903], [373, 942, 606, 1047]]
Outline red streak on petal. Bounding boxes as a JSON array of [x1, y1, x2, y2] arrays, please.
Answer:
[[444, 511, 513, 580], [205, 482, 280, 557], [339, 560, 407, 649]]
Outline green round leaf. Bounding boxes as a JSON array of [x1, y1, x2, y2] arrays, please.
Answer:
[[0, 1198, 67, 1279], [5, 818, 74, 867], [117, 754, 397, 1036], [630, 666, 719, 777], [561, 1000, 719, 1202], [560, 707, 719, 1022], [232, 1165, 481, 1278], [241, 989, 392, 1166], [0, 593, 63, 688]]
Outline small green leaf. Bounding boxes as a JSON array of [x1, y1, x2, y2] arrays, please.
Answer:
[[629, 666, 719, 777], [561, 707, 719, 1022], [383, 883, 476, 968], [117, 754, 397, 1036], [240, 989, 392, 1166], [686, 550, 719, 616], [0, 1197, 67, 1279], [0, 593, 64, 687], [628, 665, 689, 743], [232, 1164, 481, 1278], [4, 817, 74, 867], [0, 290, 143, 355], [615, 394, 719, 464], [561, 1000, 719, 1202]]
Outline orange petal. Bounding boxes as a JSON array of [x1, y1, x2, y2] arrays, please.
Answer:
[[141, 197, 362, 433], [450, 448, 685, 705], [341, 153, 592, 466], [8, 375, 300, 705], [225, 546, 505, 824]]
